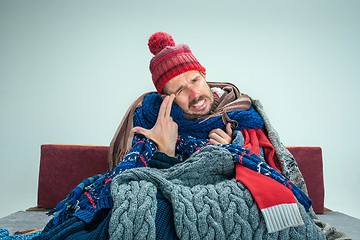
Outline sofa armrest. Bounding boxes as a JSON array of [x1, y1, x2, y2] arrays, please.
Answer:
[[286, 146, 324, 214], [37, 144, 109, 208]]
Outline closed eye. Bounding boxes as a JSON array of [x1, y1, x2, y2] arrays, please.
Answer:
[[175, 86, 184, 95]]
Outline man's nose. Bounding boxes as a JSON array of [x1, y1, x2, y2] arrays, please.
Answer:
[[188, 87, 200, 99]]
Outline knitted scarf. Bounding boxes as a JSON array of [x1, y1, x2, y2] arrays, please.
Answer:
[[133, 93, 263, 140]]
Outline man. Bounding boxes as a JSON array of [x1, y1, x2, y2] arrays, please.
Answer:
[[105, 32, 326, 238]]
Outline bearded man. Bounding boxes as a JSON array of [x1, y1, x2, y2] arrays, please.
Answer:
[[105, 32, 325, 239]]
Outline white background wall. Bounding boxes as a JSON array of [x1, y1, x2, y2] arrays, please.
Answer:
[[1, 0, 359, 220]]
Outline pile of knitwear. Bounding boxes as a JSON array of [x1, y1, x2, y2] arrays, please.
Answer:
[[109, 145, 325, 240]]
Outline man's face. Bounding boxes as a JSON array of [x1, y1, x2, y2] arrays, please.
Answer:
[[163, 70, 214, 116]]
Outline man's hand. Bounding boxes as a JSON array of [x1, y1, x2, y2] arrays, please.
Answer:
[[209, 123, 233, 145], [132, 94, 178, 157]]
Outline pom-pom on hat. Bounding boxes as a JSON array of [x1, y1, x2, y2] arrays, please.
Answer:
[[148, 32, 206, 93]]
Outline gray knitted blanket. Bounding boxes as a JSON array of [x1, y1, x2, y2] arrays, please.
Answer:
[[109, 145, 325, 240]]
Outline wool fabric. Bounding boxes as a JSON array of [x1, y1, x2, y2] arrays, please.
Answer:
[[148, 32, 206, 93], [109, 145, 325, 240], [0, 229, 42, 239], [33, 212, 111, 240]]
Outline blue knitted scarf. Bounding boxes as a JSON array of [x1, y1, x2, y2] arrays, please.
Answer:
[[50, 92, 311, 226], [133, 93, 264, 139]]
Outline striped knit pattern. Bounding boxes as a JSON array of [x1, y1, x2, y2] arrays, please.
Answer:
[[261, 203, 304, 233], [149, 44, 205, 93]]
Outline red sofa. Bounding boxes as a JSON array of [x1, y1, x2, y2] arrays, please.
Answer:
[[37, 144, 325, 214]]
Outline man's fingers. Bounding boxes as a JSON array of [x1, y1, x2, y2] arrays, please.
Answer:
[[226, 123, 233, 136], [132, 126, 149, 137], [165, 94, 175, 118], [158, 95, 168, 118], [209, 126, 233, 145], [210, 129, 227, 139], [158, 94, 175, 119], [209, 132, 223, 144], [210, 139, 220, 145]]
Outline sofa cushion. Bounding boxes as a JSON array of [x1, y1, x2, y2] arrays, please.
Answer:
[[37, 144, 109, 208]]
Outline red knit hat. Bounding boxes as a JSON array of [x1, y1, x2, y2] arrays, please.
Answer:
[[148, 32, 206, 93]]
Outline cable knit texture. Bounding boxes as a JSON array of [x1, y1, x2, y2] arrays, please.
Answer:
[[109, 145, 325, 240]]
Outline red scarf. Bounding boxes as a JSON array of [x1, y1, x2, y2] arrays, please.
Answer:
[[235, 129, 303, 233], [240, 129, 281, 172]]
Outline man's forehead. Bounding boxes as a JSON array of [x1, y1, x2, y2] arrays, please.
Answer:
[[164, 71, 202, 92]]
